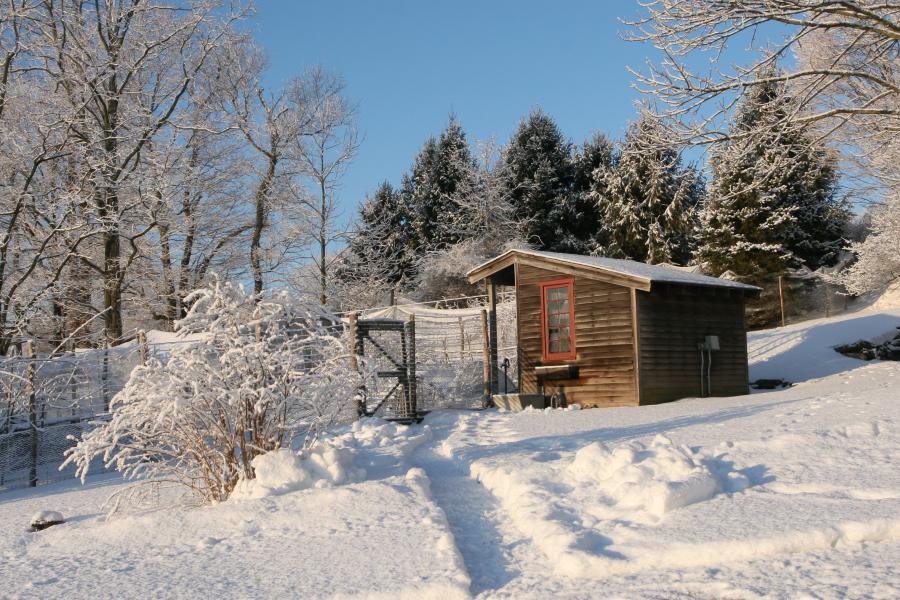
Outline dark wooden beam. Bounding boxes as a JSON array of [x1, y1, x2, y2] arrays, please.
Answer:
[[487, 278, 499, 395]]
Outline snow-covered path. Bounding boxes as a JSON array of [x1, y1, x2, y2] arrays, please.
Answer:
[[409, 417, 518, 596], [2, 303, 900, 598]]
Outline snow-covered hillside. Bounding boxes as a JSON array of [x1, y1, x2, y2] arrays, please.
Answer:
[[2, 304, 899, 599]]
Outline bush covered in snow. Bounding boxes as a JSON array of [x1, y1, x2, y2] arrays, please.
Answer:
[[64, 279, 359, 504], [841, 196, 900, 295]]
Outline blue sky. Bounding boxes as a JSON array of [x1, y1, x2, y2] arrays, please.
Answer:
[[251, 1, 677, 221]]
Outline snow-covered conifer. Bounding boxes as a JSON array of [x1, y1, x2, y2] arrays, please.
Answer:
[[593, 111, 702, 265], [570, 134, 613, 252], [697, 75, 850, 279], [402, 117, 480, 255], [334, 182, 418, 309], [498, 110, 582, 252]]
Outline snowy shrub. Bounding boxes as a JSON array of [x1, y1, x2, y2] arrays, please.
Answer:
[[841, 196, 900, 295], [415, 238, 526, 301], [64, 279, 359, 505]]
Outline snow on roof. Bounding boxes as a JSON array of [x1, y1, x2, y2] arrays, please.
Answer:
[[476, 249, 761, 292]]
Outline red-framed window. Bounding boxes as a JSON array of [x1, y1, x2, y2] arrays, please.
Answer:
[[539, 278, 576, 361]]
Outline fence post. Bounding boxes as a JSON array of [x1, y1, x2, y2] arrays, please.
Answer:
[[481, 309, 490, 406], [348, 312, 365, 418], [24, 340, 37, 487], [68, 338, 78, 414], [778, 276, 786, 328], [458, 316, 466, 357], [407, 314, 416, 418], [137, 329, 148, 366]]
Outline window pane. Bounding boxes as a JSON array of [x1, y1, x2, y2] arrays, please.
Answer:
[[544, 283, 573, 356]]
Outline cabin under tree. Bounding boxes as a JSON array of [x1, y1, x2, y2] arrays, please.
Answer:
[[467, 250, 761, 408]]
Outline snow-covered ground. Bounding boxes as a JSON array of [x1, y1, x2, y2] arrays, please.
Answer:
[[2, 302, 899, 599]]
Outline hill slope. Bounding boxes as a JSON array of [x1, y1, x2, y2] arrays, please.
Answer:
[[2, 306, 899, 599]]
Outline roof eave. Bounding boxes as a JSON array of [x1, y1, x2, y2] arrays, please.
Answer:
[[467, 250, 653, 291]]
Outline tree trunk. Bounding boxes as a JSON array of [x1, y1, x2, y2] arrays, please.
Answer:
[[251, 156, 276, 296], [158, 222, 178, 329], [103, 228, 124, 344], [319, 176, 327, 306]]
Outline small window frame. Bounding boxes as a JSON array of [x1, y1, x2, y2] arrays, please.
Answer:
[[539, 278, 576, 362]]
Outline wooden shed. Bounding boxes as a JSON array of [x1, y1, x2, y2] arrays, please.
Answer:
[[467, 249, 761, 408]]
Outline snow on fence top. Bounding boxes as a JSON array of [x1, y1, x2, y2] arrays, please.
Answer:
[[468, 249, 762, 293]]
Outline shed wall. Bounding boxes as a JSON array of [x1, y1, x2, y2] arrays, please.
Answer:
[[635, 284, 749, 405], [516, 263, 638, 407]]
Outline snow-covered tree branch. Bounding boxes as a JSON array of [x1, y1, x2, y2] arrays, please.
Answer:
[[625, 0, 899, 197]]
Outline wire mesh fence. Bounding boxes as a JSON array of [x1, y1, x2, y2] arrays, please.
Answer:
[[1, 297, 521, 491], [358, 299, 517, 411], [0, 334, 198, 492], [745, 272, 851, 330]]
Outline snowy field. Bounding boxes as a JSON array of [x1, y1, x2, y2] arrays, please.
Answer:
[[2, 302, 899, 599]]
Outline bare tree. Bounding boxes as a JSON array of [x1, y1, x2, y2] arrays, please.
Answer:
[[625, 1, 899, 197], [219, 43, 314, 295], [289, 67, 359, 306], [144, 62, 253, 329], [33, 0, 244, 343], [0, 2, 86, 353]]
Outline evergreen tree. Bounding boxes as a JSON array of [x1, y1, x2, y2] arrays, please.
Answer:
[[593, 111, 703, 265], [573, 133, 615, 252], [404, 116, 480, 255], [697, 74, 850, 279], [498, 109, 583, 252], [343, 181, 416, 286]]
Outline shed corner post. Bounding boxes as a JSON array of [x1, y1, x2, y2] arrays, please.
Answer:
[[481, 309, 490, 407], [630, 287, 642, 406], [486, 279, 499, 396]]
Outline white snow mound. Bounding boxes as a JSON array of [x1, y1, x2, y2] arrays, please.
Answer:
[[30, 510, 64, 525], [231, 446, 362, 499], [231, 419, 433, 500], [568, 435, 720, 520]]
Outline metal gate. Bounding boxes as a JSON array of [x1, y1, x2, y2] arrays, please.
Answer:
[[352, 318, 419, 422]]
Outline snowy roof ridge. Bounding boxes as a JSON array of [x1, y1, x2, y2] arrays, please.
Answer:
[[470, 249, 762, 292]]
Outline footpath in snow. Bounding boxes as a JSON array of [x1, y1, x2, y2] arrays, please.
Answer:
[[1, 302, 900, 598], [0, 421, 470, 600]]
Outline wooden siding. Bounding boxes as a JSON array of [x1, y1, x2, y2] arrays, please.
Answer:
[[516, 263, 638, 407], [635, 283, 749, 405]]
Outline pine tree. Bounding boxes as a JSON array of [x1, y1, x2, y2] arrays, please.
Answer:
[[593, 111, 703, 265], [498, 109, 582, 252], [697, 74, 850, 279], [405, 116, 480, 255], [573, 133, 615, 252], [343, 182, 416, 286]]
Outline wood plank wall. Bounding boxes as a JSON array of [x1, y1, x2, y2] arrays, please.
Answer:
[[516, 263, 638, 407], [635, 283, 749, 405]]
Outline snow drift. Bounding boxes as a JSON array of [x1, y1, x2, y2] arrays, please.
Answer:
[[232, 419, 433, 500]]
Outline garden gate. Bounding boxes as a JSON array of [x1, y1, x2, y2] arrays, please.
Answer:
[[350, 317, 419, 422]]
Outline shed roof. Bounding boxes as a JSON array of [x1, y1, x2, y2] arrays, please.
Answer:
[[467, 249, 761, 294]]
